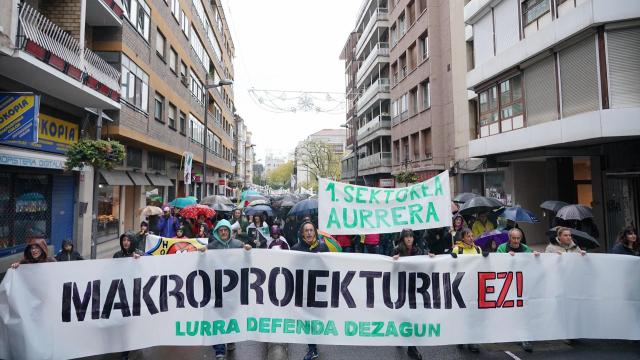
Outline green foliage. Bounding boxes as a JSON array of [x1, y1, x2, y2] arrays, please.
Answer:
[[65, 139, 125, 171], [395, 171, 419, 185], [266, 161, 294, 188]]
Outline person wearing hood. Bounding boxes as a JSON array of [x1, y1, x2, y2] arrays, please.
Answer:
[[546, 227, 586, 255], [291, 221, 328, 360], [199, 219, 250, 359], [55, 240, 84, 261], [268, 225, 290, 250], [132, 221, 149, 251], [113, 233, 144, 258], [10, 237, 56, 269], [156, 206, 179, 238]]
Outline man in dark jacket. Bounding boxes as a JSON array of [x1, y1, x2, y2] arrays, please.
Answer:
[[10, 236, 56, 269], [291, 221, 327, 360], [132, 221, 149, 252], [113, 233, 144, 258], [55, 240, 84, 261], [283, 215, 298, 248]]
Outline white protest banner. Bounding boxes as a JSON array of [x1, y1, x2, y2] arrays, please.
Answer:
[[1, 251, 639, 359], [318, 171, 452, 235]]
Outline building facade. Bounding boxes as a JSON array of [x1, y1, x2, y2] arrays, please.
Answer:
[[389, 0, 455, 186], [464, 0, 640, 249], [341, 0, 394, 188], [0, 0, 123, 267], [296, 129, 346, 188]]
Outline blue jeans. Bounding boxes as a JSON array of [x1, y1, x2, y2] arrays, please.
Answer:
[[213, 344, 225, 355]]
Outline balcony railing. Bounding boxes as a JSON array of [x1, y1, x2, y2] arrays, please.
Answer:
[[391, 111, 408, 126], [18, 4, 121, 96], [356, 42, 389, 83], [356, 8, 389, 56], [357, 78, 390, 110], [359, 152, 392, 170], [357, 115, 391, 141]]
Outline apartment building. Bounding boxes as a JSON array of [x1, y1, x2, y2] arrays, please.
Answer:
[[0, 0, 123, 265], [389, 0, 456, 185], [341, 0, 394, 188], [0, 0, 239, 262], [464, 0, 640, 249]]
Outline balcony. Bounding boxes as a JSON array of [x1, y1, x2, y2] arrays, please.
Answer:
[[356, 42, 389, 86], [356, 78, 390, 112], [357, 115, 391, 143], [0, 4, 120, 109], [85, 0, 124, 27], [359, 152, 392, 171], [208, 111, 233, 144], [355, 8, 389, 58], [391, 111, 408, 126]]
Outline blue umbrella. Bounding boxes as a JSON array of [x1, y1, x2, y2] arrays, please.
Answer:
[[496, 207, 540, 224], [288, 199, 318, 217], [169, 197, 198, 208], [244, 204, 274, 217]]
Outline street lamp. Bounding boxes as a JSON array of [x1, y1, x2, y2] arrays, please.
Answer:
[[341, 122, 358, 185], [243, 143, 255, 189], [202, 75, 233, 200]]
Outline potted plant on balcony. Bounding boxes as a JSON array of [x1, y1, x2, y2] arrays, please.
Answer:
[[65, 139, 125, 171]]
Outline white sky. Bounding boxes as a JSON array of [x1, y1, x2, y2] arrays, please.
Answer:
[[221, 0, 363, 163]]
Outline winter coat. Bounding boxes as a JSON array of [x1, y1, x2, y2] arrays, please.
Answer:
[[113, 234, 144, 258], [20, 238, 56, 264], [496, 243, 532, 253], [291, 238, 329, 253], [545, 239, 582, 253], [132, 231, 148, 252], [611, 243, 637, 256], [334, 235, 353, 248], [55, 240, 84, 261], [393, 244, 425, 257], [246, 223, 269, 248], [427, 227, 451, 255], [451, 242, 483, 255], [268, 236, 290, 250], [207, 219, 245, 250], [156, 215, 179, 238], [283, 220, 298, 247]]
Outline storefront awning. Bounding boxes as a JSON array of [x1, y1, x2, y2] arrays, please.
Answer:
[[99, 169, 133, 186], [146, 173, 173, 186], [127, 171, 150, 185]]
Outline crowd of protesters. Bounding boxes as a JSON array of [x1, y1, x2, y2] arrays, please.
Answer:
[[6, 196, 638, 360]]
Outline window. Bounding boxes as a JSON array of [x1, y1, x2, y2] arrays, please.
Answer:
[[420, 80, 430, 110], [169, 47, 178, 73], [390, 25, 397, 47], [499, 76, 523, 119], [180, 61, 187, 78], [479, 86, 499, 126], [122, 0, 150, 41], [126, 147, 142, 168], [398, 12, 406, 37], [400, 93, 408, 114], [156, 30, 166, 60], [421, 129, 432, 158], [522, 0, 550, 25], [179, 111, 186, 135], [96, 183, 120, 238], [121, 54, 149, 112], [190, 26, 210, 71], [418, 0, 427, 13], [410, 87, 418, 115], [154, 92, 165, 122], [419, 32, 429, 60], [170, 0, 180, 21], [189, 114, 204, 144], [168, 103, 177, 129], [189, 71, 205, 103], [148, 152, 166, 171], [180, 10, 189, 37]]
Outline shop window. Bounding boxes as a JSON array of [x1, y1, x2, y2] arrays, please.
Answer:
[[149, 152, 166, 172], [97, 183, 120, 239], [573, 157, 592, 207], [0, 173, 52, 253], [521, 0, 550, 26]]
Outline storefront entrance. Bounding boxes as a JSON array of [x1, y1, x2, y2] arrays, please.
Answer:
[[604, 174, 639, 250]]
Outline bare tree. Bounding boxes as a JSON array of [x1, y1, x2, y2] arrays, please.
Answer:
[[297, 140, 342, 186]]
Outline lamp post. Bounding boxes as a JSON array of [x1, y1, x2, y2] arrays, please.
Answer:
[[202, 75, 233, 200], [341, 122, 358, 185], [243, 143, 255, 189]]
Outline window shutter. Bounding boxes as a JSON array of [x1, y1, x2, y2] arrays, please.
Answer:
[[473, 14, 494, 66], [494, 0, 519, 55], [524, 56, 557, 126], [559, 36, 599, 118], [607, 27, 640, 108]]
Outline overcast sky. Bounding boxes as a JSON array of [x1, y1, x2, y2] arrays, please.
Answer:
[[221, 0, 363, 163]]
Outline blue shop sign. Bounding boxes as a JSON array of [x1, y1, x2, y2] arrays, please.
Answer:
[[0, 93, 40, 143]]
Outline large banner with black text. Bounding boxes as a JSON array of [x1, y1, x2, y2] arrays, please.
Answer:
[[1, 251, 639, 359]]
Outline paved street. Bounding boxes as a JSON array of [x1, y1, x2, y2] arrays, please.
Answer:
[[83, 340, 640, 360]]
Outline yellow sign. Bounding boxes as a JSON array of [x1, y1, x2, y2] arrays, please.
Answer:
[[146, 236, 207, 255], [38, 114, 78, 146]]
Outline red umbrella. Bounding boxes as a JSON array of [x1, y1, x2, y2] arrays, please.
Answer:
[[179, 204, 216, 219]]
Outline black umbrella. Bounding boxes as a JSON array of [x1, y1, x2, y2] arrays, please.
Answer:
[[288, 199, 318, 217], [540, 200, 569, 213], [556, 204, 593, 221], [244, 205, 274, 217], [547, 226, 599, 249], [458, 196, 504, 215], [453, 192, 480, 204]]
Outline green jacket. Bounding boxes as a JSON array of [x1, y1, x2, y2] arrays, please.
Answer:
[[497, 243, 532, 253]]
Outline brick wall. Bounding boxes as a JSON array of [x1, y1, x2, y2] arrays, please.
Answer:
[[39, 0, 82, 41]]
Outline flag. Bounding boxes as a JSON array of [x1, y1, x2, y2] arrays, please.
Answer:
[[317, 231, 342, 252]]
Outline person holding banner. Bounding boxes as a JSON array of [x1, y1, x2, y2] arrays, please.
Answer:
[[451, 228, 487, 257], [246, 214, 269, 248], [113, 233, 144, 259], [9, 236, 56, 269], [291, 221, 329, 360], [611, 226, 638, 256], [545, 227, 586, 255], [200, 219, 251, 359]]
